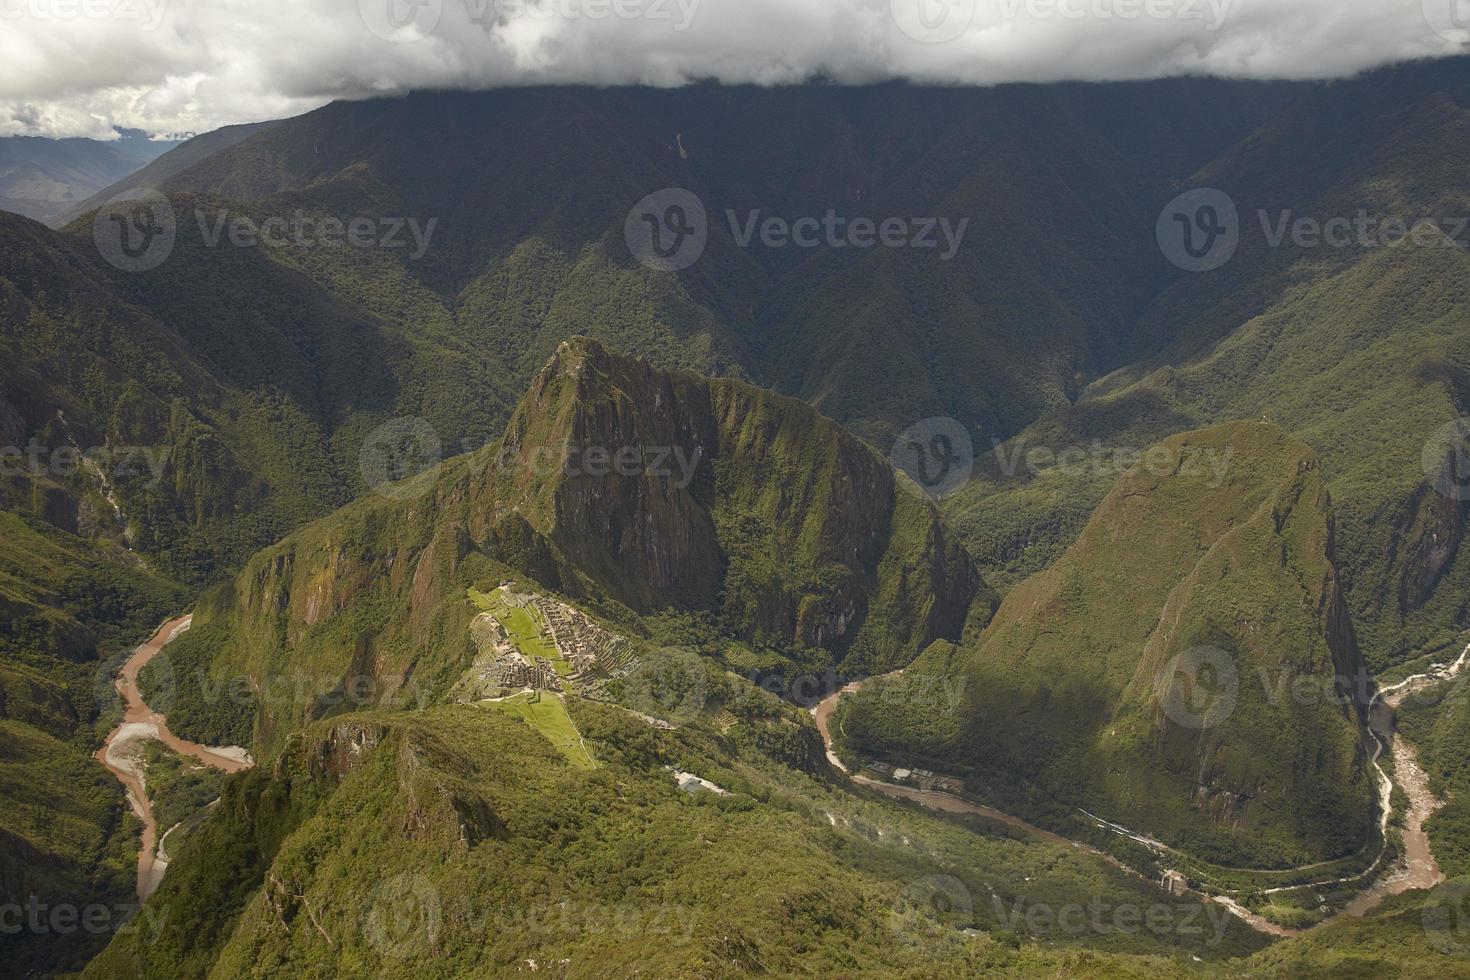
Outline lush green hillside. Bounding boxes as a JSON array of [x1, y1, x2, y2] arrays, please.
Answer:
[[82, 697, 1273, 978], [0, 511, 183, 975], [138, 339, 988, 754], [843, 422, 1374, 868]]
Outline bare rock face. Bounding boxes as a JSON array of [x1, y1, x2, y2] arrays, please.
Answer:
[[1396, 481, 1465, 616], [478, 338, 986, 666]]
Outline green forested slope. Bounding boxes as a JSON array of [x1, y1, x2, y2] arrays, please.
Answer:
[[844, 423, 1373, 868]]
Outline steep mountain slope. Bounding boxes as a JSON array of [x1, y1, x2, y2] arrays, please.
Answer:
[[948, 60, 1470, 670], [0, 512, 183, 975], [140, 80, 1301, 446], [80, 700, 1270, 979], [843, 422, 1373, 868]]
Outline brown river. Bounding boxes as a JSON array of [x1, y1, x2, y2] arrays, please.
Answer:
[[94, 616, 253, 899]]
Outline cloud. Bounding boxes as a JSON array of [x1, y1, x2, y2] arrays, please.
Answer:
[[0, 0, 1465, 138]]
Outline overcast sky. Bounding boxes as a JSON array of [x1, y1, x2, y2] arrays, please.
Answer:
[[2, 0, 1466, 139]]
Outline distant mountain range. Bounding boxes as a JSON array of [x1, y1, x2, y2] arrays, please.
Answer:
[[0, 131, 179, 226]]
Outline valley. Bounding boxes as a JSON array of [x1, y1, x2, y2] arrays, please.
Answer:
[[6, 45, 1470, 978], [94, 615, 252, 899], [816, 641, 1470, 940]]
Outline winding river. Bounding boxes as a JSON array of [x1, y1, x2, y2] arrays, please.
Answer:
[[812, 643, 1470, 938], [94, 616, 254, 899]]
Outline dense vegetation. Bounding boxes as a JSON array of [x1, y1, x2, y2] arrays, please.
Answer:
[[84, 698, 1277, 978], [842, 423, 1374, 868], [0, 512, 183, 974]]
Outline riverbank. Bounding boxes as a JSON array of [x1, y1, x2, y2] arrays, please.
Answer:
[[811, 644, 1470, 939]]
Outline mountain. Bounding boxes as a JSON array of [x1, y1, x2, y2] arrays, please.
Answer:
[[0, 510, 184, 975], [0, 131, 178, 226], [840, 422, 1374, 869], [144, 338, 989, 752], [54, 122, 277, 228], [135, 80, 1303, 445], [29, 62, 1464, 679], [946, 58, 1470, 670]]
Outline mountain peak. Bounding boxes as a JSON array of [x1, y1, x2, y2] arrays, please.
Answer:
[[468, 341, 988, 667]]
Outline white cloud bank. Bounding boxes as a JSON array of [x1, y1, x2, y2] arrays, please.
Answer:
[[0, 0, 1466, 138]]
